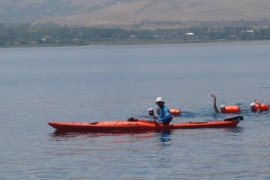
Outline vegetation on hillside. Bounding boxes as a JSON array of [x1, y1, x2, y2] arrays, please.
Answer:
[[1, 23, 270, 47]]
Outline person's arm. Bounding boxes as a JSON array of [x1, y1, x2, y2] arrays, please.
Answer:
[[255, 99, 262, 112], [151, 113, 158, 120], [149, 115, 158, 123], [211, 94, 220, 113]]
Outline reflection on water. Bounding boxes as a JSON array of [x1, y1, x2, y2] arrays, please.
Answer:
[[49, 130, 174, 146], [158, 131, 171, 143], [226, 126, 244, 133], [49, 131, 147, 140]]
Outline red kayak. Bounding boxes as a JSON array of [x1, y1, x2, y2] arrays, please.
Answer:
[[48, 116, 242, 133]]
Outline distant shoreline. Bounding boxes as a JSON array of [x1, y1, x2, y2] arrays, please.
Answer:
[[1, 39, 270, 49], [1, 23, 270, 48]]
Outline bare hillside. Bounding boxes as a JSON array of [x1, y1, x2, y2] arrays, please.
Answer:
[[1, 0, 270, 28]]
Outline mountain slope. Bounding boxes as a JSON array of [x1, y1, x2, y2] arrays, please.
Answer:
[[1, 0, 270, 28]]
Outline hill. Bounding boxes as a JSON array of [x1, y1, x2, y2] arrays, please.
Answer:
[[1, 0, 270, 28]]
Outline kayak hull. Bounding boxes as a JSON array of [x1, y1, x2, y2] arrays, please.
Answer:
[[48, 118, 240, 133]]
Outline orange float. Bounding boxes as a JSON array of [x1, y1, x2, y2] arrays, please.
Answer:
[[255, 103, 269, 112], [170, 108, 182, 116], [223, 106, 240, 114]]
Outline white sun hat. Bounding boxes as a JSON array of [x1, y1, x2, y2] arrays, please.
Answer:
[[148, 108, 154, 112], [156, 97, 164, 103], [220, 105, 226, 109]]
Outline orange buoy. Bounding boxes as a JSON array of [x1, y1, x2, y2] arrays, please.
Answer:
[[170, 108, 182, 116], [222, 106, 240, 114], [255, 103, 269, 112]]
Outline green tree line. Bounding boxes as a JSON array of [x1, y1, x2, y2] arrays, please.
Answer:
[[0, 23, 270, 47]]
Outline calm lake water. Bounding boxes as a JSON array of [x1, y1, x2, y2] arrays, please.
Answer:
[[1, 41, 270, 179]]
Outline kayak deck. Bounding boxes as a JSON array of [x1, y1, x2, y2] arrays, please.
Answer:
[[48, 116, 241, 133]]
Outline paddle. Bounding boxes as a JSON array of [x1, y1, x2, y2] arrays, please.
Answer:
[[224, 115, 244, 121]]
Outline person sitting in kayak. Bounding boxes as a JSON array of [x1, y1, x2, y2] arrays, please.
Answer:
[[250, 99, 269, 112], [148, 108, 157, 119], [211, 94, 240, 114], [151, 97, 173, 125]]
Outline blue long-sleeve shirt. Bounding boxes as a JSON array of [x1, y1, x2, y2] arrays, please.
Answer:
[[158, 106, 173, 124]]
